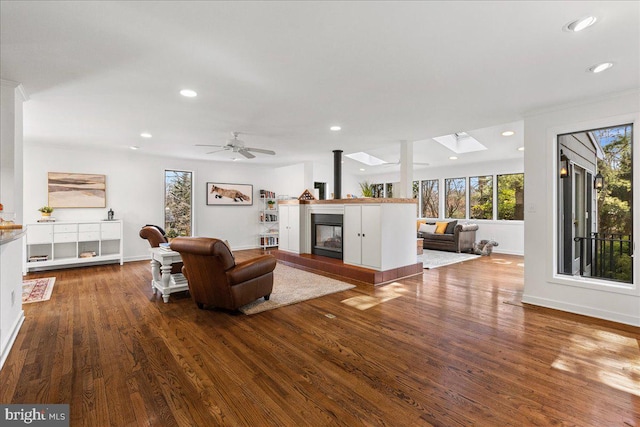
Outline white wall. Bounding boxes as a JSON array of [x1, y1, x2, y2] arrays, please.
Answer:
[[361, 158, 525, 255], [523, 90, 640, 326], [23, 144, 285, 260], [23, 144, 364, 261]]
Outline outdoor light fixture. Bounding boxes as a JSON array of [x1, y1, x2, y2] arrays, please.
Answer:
[[560, 153, 569, 178], [594, 172, 604, 191]]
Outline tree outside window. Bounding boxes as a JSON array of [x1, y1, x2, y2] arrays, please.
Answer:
[[165, 170, 193, 238], [497, 173, 524, 220], [469, 175, 493, 219], [445, 178, 466, 219], [385, 183, 394, 198], [421, 179, 439, 218]]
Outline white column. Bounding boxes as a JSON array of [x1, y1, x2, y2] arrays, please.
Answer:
[[399, 140, 413, 198]]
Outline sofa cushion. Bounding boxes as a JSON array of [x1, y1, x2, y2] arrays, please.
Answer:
[[418, 223, 437, 234], [422, 232, 455, 242], [445, 220, 458, 234], [435, 221, 449, 234]]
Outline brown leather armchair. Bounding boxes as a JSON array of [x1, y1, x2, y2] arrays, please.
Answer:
[[169, 237, 276, 310], [139, 225, 183, 274]]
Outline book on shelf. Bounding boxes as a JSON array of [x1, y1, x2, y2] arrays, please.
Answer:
[[259, 189, 276, 199], [37, 217, 56, 222], [28, 255, 49, 262]]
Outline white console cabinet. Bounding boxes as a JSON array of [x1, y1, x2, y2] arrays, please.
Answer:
[[24, 220, 123, 272]]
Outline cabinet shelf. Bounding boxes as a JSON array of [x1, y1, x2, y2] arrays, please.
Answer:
[[24, 220, 124, 272]]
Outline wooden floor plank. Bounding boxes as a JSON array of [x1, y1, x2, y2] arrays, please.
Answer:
[[1, 251, 638, 426]]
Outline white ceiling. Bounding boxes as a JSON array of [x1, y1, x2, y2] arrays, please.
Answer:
[[1, 1, 638, 175]]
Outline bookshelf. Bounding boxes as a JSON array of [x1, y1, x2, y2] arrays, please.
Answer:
[[259, 190, 279, 249]]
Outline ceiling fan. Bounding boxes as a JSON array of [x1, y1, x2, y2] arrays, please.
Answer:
[[196, 132, 276, 159]]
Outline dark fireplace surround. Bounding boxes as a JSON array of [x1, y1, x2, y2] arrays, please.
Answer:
[[311, 214, 343, 260]]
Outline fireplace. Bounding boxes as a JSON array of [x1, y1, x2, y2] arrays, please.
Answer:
[[311, 214, 343, 260]]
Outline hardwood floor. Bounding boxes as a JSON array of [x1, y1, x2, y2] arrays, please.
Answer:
[[1, 251, 638, 426]]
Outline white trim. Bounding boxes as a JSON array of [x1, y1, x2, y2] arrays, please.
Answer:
[[0, 79, 29, 101], [0, 311, 25, 371], [522, 295, 639, 327], [547, 112, 639, 295]]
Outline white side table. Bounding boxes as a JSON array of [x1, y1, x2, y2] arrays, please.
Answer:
[[149, 247, 188, 303]]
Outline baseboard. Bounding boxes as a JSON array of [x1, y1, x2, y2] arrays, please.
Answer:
[[0, 310, 25, 371], [521, 294, 640, 327]]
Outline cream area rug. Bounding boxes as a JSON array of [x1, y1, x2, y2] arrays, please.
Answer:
[[238, 263, 355, 315], [418, 249, 479, 269], [22, 277, 56, 303]]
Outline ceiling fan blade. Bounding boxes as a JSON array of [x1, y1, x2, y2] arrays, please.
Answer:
[[245, 147, 276, 155], [238, 149, 255, 159], [195, 144, 226, 148], [206, 149, 226, 155]]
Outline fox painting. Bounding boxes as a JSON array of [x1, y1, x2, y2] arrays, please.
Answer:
[[209, 184, 251, 203]]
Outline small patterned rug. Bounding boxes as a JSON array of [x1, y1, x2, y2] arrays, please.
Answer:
[[418, 249, 479, 269], [238, 264, 355, 315], [22, 277, 56, 304]]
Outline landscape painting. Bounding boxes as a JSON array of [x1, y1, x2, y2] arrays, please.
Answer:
[[207, 182, 253, 206], [48, 172, 106, 208]]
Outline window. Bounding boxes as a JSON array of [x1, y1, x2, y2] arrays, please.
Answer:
[[469, 175, 493, 219], [497, 173, 524, 220], [421, 179, 439, 218], [385, 183, 394, 198], [413, 180, 420, 216], [372, 183, 384, 198], [164, 170, 193, 238], [445, 178, 466, 219], [557, 124, 633, 283]]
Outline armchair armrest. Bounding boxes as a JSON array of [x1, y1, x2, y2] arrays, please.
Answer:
[[227, 255, 277, 286]]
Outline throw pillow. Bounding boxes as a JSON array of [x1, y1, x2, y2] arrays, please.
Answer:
[[418, 223, 437, 234], [434, 221, 448, 234], [445, 220, 458, 234], [416, 219, 427, 231]]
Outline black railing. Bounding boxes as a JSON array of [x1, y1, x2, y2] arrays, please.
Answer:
[[574, 233, 633, 283]]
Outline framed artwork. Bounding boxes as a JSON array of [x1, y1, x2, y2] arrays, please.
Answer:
[[206, 182, 253, 206], [48, 172, 106, 208]]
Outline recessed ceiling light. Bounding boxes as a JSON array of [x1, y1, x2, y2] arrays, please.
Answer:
[[449, 156, 458, 160], [330, 126, 342, 131], [588, 62, 614, 73], [564, 16, 597, 32], [359, 168, 365, 171], [180, 89, 197, 97], [140, 132, 152, 138], [518, 146, 525, 151], [501, 131, 515, 137], [130, 146, 139, 150]]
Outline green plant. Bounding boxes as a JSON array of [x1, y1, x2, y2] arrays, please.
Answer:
[[38, 206, 54, 214], [359, 181, 374, 197]]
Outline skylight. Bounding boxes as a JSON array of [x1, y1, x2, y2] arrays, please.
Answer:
[[345, 152, 388, 166], [432, 132, 488, 154]]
